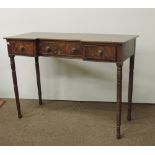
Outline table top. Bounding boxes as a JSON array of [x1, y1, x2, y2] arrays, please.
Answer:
[[5, 32, 138, 43]]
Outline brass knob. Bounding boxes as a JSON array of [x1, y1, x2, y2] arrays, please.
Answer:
[[58, 50, 63, 54], [71, 47, 77, 54], [45, 46, 51, 53], [97, 49, 104, 56], [54, 50, 58, 54], [19, 46, 25, 51]]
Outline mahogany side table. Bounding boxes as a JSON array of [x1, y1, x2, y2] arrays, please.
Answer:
[[4, 32, 138, 139]]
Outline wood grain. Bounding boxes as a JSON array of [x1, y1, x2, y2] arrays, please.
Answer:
[[7, 40, 35, 56]]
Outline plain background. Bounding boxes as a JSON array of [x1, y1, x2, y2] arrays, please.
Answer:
[[0, 8, 155, 103]]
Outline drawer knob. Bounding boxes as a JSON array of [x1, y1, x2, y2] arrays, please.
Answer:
[[97, 49, 104, 56], [19, 46, 25, 51], [54, 50, 58, 54], [45, 46, 51, 53], [71, 47, 77, 54]]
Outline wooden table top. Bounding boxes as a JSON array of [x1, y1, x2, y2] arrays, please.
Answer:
[[5, 32, 138, 43]]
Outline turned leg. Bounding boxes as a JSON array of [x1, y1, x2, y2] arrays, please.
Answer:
[[127, 55, 135, 121], [116, 63, 123, 139], [35, 56, 42, 105], [9, 56, 22, 118]]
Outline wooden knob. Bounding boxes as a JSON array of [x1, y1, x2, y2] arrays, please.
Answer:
[[97, 49, 104, 56], [19, 46, 25, 51], [71, 47, 77, 54], [45, 46, 51, 53]]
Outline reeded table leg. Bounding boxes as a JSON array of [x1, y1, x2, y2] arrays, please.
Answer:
[[127, 55, 135, 121], [116, 63, 123, 139], [35, 56, 42, 105], [9, 56, 22, 119]]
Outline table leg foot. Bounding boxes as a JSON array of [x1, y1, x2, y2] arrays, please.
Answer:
[[127, 113, 131, 121], [116, 126, 121, 139], [18, 113, 23, 119], [39, 100, 43, 105]]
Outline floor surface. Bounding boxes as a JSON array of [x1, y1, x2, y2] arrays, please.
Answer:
[[0, 99, 155, 146]]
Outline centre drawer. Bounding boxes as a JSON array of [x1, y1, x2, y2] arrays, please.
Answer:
[[84, 45, 116, 61], [39, 41, 82, 57]]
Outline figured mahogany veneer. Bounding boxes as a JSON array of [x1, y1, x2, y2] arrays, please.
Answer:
[[4, 32, 138, 139], [6, 40, 135, 62], [39, 40, 82, 58], [84, 44, 116, 61], [7, 40, 36, 56]]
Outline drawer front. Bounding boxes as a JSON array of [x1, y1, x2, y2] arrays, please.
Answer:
[[67, 42, 82, 57], [84, 45, 116, 61], [7, 40, 35, 56], [39, 41, 82, 57]]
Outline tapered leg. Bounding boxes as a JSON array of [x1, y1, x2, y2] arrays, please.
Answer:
[[9, 56, 22, 118], [116, 63, 123, 139], [127, 55, 135, 121], [35, 56, 42, 105]]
